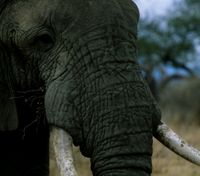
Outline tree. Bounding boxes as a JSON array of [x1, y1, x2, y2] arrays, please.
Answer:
[[138, 0, 200, 97]]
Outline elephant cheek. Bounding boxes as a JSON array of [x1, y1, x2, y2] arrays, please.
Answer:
[[44, 81, 83, 146]]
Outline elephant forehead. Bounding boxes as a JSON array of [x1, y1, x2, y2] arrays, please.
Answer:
[[4, 0, 139, 36], [9, 0, 78, 31]]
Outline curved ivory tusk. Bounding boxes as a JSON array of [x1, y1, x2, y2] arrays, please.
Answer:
[[154, 122, 200, 166], [50, 126, 78, 176]]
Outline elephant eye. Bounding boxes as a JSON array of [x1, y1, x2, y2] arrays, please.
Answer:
[[33, 33, 54, 52]]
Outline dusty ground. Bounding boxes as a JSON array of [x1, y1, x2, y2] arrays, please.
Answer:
[[50, 122, 200, 176]]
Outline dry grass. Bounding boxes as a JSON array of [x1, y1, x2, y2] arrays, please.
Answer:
[[50, 122, 200, 176]]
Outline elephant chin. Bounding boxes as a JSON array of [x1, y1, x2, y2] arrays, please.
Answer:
[[50, 122, 200, 176]]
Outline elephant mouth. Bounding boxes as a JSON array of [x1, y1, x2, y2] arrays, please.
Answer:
[[50, 122, 200, 176], [0, 87, 46, 133]]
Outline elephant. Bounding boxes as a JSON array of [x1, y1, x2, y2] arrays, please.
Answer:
[[0, 0, 200, 176]]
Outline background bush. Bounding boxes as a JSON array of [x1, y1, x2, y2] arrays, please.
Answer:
[[159, 77, 200, 124]]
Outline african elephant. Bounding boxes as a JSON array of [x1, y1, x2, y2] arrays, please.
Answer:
[[0, 0, 199, 176]]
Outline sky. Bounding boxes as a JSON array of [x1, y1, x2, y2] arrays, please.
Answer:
[[133, 0, 200, 75], [134, 0, 175, 17]]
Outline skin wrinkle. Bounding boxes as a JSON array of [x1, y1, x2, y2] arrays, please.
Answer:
[[68, 35, 137, 91], [55, 23, 138, 84], [76, 81, 152, 115], [87, 114, 152, 147]]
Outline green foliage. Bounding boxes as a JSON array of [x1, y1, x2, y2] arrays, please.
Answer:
[[138, 0, 200, 76]]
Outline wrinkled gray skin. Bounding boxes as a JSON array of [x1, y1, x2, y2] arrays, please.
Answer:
[[0, 0, 161, 175]]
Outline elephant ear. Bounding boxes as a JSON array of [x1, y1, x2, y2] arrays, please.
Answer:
[[0, 44, 18, 131]]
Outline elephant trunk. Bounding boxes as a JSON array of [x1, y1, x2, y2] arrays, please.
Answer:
[[45, 24, 161, 175], [75, 31, 160, 176], [46, 32, 159, 175]]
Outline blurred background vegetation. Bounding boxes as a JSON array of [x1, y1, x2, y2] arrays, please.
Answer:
[[136, 1, 200, 173], [137, 0, 200, 124]]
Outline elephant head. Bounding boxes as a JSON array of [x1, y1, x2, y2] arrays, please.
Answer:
[[0, 0, 199, 176]]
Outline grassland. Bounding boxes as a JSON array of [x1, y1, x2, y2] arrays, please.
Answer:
[[50, 121, 200, 176]]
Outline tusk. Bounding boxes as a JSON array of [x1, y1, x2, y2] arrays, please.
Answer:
[[154, 121, 200, 166], [50, 126, 78, 176]]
